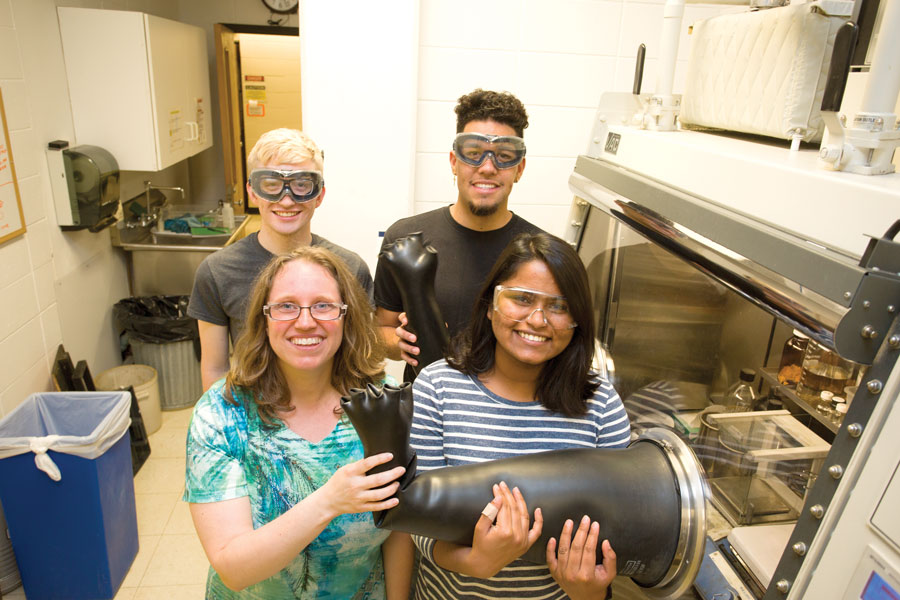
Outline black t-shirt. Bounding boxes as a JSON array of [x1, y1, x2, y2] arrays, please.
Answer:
[[374, 206, 543, 377]]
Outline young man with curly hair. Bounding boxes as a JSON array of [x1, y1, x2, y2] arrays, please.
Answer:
[[374, 89, 543, 381]]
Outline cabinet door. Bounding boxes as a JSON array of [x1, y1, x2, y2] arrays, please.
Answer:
[[58, 8, 158, 170], [185, 25, 213, 155], [59, 8, 212, 172], [145, 14, 193, 169]]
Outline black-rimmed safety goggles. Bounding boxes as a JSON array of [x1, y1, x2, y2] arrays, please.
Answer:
[[249, 169, 324, 203], [452, 132, 526, 169]]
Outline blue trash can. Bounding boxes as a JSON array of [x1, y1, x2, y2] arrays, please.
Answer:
[[0, 392, 138, 600]]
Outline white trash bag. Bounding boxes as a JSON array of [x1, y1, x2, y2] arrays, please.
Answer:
[[0, 392, 131, 481]]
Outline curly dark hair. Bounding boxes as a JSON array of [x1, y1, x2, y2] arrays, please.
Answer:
[[447, 233, 598, 417], [455, 89, 529, 137]]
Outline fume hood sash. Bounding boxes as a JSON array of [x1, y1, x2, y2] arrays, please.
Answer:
[[569, 155, 865, 352]]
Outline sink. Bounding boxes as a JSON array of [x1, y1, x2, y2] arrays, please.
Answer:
[[150, 214, 246, 246], [113, 210, 258, 295], [113, 225, 153, 245], [114, 214, 251, 296]]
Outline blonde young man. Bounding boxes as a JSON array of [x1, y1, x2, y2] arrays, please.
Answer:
[[189, 129, 373, 390]]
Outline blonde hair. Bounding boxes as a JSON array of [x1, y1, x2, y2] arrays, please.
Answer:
[[246, 128, 324, 172], [226, 246, 385, 425]]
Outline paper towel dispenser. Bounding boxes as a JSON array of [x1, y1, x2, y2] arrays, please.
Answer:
[[47, 140, 120, 232]]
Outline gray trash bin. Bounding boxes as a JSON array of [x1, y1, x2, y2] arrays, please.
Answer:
[[114, 295, 202, 410]]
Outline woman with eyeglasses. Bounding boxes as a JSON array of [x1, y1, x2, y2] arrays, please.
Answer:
[[184, 246, 412, 599], [409, 232, 631, 600]]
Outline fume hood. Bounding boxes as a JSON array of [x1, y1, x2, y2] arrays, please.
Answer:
[[566, 129, 899, 600], [564, 1, 900, 597]]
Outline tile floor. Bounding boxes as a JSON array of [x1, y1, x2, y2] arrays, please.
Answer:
[[5, 407, 209, 600]]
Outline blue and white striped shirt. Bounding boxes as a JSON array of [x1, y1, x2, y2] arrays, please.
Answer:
[[410, 360, 631, 599]]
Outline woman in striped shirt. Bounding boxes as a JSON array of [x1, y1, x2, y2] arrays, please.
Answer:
[[410, 232, 632, 599]]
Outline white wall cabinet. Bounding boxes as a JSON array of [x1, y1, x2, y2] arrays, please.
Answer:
[[58, 8, 212, 172]]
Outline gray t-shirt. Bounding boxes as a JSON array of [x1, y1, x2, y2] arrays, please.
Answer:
[[188, 232, 373, 344]]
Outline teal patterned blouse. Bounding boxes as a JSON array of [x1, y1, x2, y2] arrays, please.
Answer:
[[183, 380, 390, 599]]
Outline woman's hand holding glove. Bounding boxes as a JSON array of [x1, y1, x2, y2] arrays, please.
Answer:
[[547, 515, 617, 600]]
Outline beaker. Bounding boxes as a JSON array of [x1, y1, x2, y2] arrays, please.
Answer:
[[795, 340, 858, 407]]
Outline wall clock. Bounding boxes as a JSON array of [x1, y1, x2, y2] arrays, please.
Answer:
[[262, 0, 299, 14]]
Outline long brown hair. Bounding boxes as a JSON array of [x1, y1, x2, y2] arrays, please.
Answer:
[[447, 233, 597, 417], [226, 246, 385, 425]]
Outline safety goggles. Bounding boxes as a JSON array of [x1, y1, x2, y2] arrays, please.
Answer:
[[493, 285, 577, 330], [249, 169, 324, 203], [453, 133, 526, 169], [263, 302, 347, 321]]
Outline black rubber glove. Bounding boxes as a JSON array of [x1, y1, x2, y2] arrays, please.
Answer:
[[340, 382, 417, 489], [378, 232, 450, 375], [341, 383, 681, 587]]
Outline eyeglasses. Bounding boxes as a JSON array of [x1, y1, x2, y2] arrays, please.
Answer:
[[263, 302, 347, 321], [249, 169, 324, 203], [453, 132, 526, 169], [493, 285, 577, 330]]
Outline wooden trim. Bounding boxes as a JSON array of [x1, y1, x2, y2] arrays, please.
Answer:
[[0, 88, 27, 245], [219, 23, 298, 36]]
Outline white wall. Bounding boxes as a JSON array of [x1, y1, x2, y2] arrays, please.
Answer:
[[295, 0, 742, 267], [238, 33, 303, 160], [0, 0, 291, 417], [0, 0, 142, 416], [298, 0, 419, 274], [414, 0, 744, 237]]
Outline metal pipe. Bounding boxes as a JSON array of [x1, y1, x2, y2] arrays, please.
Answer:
[[143, 180, 185, 216], [656, 0, 684, 99], [859, 0, 900, 114]]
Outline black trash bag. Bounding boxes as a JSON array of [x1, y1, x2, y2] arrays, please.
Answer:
[[113, 295, 201, 360]]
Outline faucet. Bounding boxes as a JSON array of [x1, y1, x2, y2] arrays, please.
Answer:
[[144, 180, 185, 228]]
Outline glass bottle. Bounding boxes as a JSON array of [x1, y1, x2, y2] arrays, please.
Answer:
[[795, 340, 859, 404], [725, 368, 757, 413], [777, 330, 809, 386], [817, 390, 834, 417], [761, 388, 784, 411], [832, 402, 848, 426], [830, 397, 846, 424], [219, 199, 236, 230]]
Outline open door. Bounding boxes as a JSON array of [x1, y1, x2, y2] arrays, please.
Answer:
[[214, 23, 244, 213], [214, 23, 301, 214]]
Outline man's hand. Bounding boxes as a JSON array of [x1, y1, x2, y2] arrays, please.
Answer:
[[395, 312, 420, 367], [376, 307, 420, 366]]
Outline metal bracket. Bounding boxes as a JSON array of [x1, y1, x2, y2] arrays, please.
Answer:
[[836, 225, 900, 363], [762, 313, 900, 599], [564, 198, 591, 250], [835, 270, 900, 364], [860, 231, 900, 274]]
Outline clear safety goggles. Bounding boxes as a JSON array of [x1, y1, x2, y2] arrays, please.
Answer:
[[453, 132, 526, 169], [263, 302, 347, 322], [249, 169, 324, 203], [493, 285, 577, 330]]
